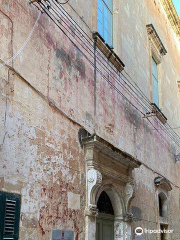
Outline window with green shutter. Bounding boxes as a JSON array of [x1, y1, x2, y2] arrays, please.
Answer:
[[0, 191, 21, 240]]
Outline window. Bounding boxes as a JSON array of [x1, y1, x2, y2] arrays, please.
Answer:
[[152, 57, 159, 107], [0, 191, 21, 240], [158, 192, 168, 218], [98, 0, 113, 47], [159, 194, 163, 217]]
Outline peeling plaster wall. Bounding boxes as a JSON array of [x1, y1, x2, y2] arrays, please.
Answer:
[[0, 71, 86, 240], [0, 0, 180, 239]]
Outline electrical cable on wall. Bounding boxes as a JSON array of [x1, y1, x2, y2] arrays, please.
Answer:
[[0, 10, 41, 147], [31, 0, 180, 151], [32, 1, 180, 143], [0, 10, 42, 69], [35, 0, 180, 148], [57, 0, 70, 4], [56, 2, 180, 143], [41, 0, 151, 114], [38, 0, 180, 147]]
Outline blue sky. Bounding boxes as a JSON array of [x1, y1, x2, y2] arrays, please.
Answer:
[[172, 0, 180, 18]]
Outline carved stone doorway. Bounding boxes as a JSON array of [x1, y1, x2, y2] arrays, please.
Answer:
[[82, 135, 141, 240]]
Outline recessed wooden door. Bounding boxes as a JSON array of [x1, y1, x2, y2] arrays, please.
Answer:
[[96, 217, 114, 240]]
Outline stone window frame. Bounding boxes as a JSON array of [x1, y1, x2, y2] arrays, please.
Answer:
[[158, 190, 169, 219], [154, 176, 172, 239], [92, 0, 125, 72], [147, 24, 167, 110], [93, 0, 120, 53], [152, 57, 160, 107], [157, 190, 169, 240]]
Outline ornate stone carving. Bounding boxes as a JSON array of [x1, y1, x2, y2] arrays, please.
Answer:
[[86, 169, 102, 216], [82, 136, 140, 240], [85, 204, 98, 216], [114, 221, 124, 238], [124, 183, 135, 211], [124, 212, 133, 222], [87, 169, 102, 184]]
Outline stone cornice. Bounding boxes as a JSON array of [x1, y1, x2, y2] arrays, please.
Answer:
[[154, 176, 172, 191], [82, 134, 141, 170], [93, 32, 125, 72], [146, 24, 167, 56], [160, 0, 180, 39]]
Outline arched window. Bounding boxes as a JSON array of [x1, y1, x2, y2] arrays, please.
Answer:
[[158, 192, 168, 218], [98, 0, 113, 47]]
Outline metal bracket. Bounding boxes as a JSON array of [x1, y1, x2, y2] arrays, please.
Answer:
[[143, 103, 167, 124], [29, 0, 46, 4], [174, 154, 180, 163], [143, 112, 157, 119], [29, 0, 39, 3]]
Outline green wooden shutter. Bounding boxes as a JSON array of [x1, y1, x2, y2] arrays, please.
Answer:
[[0, 191, 21, 240]]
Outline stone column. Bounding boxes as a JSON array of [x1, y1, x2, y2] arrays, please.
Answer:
[[114, 216, 124, 240], [85, 206, 98, 240]]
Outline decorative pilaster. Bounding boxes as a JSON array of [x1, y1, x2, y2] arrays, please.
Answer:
[[124, 183, 135, 212], [114, 217, 124, 240], [85, 168, 102, 240], [86, 168, 102, 216]]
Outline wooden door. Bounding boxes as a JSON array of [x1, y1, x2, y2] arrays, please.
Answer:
[[96, 214, 114, 240]]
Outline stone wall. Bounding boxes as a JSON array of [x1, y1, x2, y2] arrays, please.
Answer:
[[0, 0, 180, 239]]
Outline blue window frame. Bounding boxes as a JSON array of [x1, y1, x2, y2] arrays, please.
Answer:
[[98, 0, 113, 47], [152, 58, 159, 107]]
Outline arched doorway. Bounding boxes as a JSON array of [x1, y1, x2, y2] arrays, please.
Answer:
[[96, 191, 114, 240]]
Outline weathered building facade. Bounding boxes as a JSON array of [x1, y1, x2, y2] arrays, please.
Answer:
[[0, 0, 180, 240]]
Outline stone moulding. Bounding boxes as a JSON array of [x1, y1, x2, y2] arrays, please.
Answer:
[[160, 0, 180, 40], [159, 216, 169, 225], [146, 24, 167, 64], [143, 103, 167, 125], [93, 32, 125, 72], [151, 103, 167, 124], [154, 176, 172, 191], [86, 168, 102, 216], [146, 24, 167, 55], [124, 183, 135, 211], [123, 212, 133, 222], [82, 134, 141, 170]]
